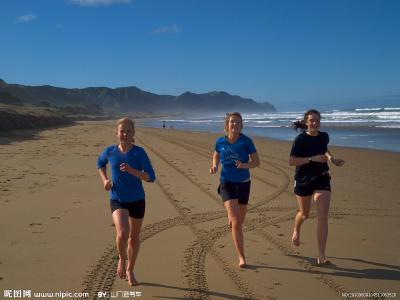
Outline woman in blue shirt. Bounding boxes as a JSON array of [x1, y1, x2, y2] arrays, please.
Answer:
[[97, 118, 155, 286], [210, 112, 260, 267]]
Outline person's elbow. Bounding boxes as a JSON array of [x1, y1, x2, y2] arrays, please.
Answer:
[[250, 153, 260, 168], [146, 172, 156, 183], [288, 157, 296, 166]]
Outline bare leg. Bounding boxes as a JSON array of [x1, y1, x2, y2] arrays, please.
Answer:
[[238, 204, 248, 267], [314, 191, 331, 264], [239, 204, 247, 224], [112, 209, 130, 279], [126, 217, 144, 286], [224, 199, 246, 267], [292, 195, 312, 246]]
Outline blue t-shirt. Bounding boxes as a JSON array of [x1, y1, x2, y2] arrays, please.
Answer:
[[97, 145, 156, 202], [215, 134, 257, 183]]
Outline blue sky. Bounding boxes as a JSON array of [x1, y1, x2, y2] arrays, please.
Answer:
[[0, 0, 399, 110]]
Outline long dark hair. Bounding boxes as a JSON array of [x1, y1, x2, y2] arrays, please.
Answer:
[[292, 109, 321, 131]]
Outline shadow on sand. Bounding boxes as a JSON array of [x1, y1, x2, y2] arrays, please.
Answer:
[[139, 282, 254, 300]]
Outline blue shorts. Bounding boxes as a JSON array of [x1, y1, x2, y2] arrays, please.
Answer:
[[294, 173, 331, 197], [218, 180, 251, 205], [110, 199, 145, 219]]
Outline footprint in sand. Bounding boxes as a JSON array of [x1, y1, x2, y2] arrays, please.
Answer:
[[29, 222, 42, 227]]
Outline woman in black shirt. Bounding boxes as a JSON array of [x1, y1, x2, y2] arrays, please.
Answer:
[[289, 109, 345, 266]]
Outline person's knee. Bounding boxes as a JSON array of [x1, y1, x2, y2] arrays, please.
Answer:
[[230, 216, 243, 229], [128, 234, 140, 246], [117, 229, 130, 242], [299, 211, 310, 220]]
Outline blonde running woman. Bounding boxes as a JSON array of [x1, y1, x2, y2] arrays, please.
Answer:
[[97, 118, 155, 285], [210, 112, 260, 267]]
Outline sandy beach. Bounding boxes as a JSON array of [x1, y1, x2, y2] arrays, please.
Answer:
[[0, 120, 399, 300]]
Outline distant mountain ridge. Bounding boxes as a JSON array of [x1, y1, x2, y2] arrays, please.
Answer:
[[0, 79, 276, 113]]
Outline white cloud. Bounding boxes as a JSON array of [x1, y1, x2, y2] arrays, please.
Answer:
[[70, 0, 130, 6], [150, 24, 180, 35], [16, 14, 37, 23]]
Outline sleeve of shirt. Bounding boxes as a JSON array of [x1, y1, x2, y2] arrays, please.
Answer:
[[140, 149, 156, 182], [214, 139, 220, 153], [97, 148, 109, 169], [290, 135, 301, 157], [247, 137, 257, 154], [325, 132, 330, 145]]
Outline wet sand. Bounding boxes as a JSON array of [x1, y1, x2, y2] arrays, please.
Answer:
[[0, 120, 399, 299]]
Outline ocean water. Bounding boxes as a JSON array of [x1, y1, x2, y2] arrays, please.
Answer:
[[137, 107, 400, 153]]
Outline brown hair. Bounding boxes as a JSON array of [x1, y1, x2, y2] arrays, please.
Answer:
[[292, 109, 321, 131], [224, 112, 243, 134]]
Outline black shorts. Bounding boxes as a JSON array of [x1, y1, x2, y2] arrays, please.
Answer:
[[218, 180, 251, 205], [294, 173, 331, 197], [110, 199, 146, 219]]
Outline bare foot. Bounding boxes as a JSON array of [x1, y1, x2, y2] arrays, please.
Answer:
[[291, 230, 300, 246], [117, 259, 127, 279], [126, 270, 139, 286], [239, 258, 247, 268], [316, 257, 332, 267]]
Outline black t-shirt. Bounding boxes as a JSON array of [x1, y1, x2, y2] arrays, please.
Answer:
[[290, 131, 329, 179]]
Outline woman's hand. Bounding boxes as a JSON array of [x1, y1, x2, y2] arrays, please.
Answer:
[[235, 160, 248, 169], [103, 179, 112, 191], [331, 157, 345, 167], [120, 163, 133, 173], [210, 165, 218, 174]]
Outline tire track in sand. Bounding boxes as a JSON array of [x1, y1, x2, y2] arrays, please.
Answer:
[[83, 131, 367, 299], [137, 132, 355, 299]]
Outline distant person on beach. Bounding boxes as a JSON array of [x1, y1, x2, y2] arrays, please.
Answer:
[[210, 112, 260, 267], [289, 109, 345, 266], [162, 121, 166, 129], [97, 117, 156, 286]]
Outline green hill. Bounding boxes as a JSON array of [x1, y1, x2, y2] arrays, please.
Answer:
[[0, 79, 276, 114]]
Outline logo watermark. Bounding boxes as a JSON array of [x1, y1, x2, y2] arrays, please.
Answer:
[[98, 291, 142, 298], [341, 292, 397, 298], [3, 289, 142, 299]]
